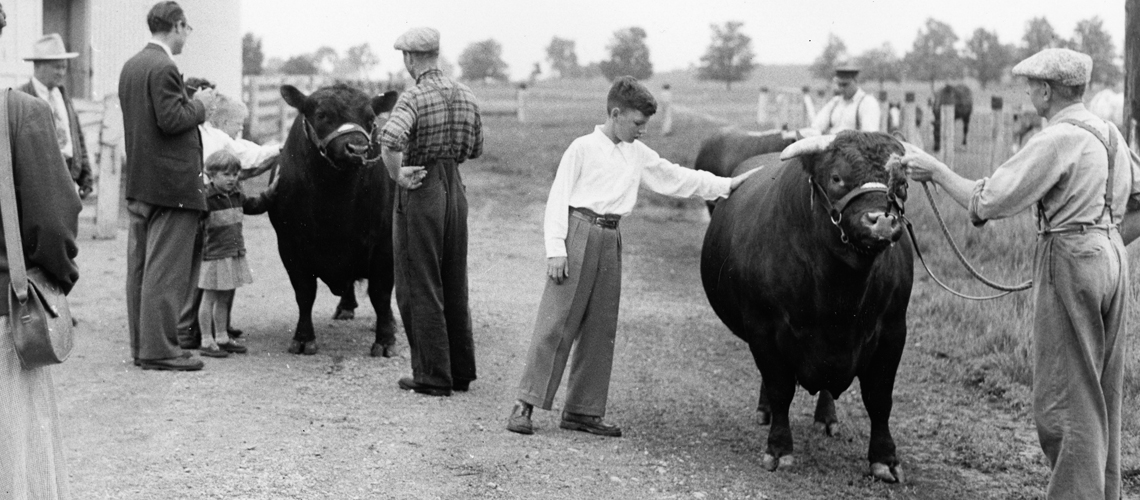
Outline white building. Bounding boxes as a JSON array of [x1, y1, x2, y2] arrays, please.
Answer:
[[0, 0, 241, 100]]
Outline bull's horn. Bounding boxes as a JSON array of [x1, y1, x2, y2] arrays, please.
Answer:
[[780, 134, 836, 161]]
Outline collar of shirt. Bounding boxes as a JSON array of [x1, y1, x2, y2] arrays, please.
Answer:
[[149, 39, 174, 59], [844, 88, 865, 103], [415, 68, 444, 85], [1047, 102, 1090, 126], [31, 77, 54, 100]]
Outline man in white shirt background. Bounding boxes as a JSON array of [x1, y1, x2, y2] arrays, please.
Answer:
[[811, 64, 880, 134], [18, 33, 94, 199]]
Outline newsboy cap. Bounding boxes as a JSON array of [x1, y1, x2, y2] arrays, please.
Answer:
[[394, 27, 439, 53], [834, 63, 860, 78], [1012, 48, 1092, 86], [24, 33, 78, 61]]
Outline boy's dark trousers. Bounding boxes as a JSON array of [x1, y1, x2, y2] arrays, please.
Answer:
[[517, 212, 622, 417], [395, 159, 476, 390]]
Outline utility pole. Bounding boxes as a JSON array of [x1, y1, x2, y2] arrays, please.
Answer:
[[1127, 0, 1139, 150]]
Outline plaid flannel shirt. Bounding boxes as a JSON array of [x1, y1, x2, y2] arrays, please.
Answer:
[[379, 69, 483, 166]]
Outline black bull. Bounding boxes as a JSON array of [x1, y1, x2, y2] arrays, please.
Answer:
[[699, 131, 913, 482], [267, 84, 400, 357]]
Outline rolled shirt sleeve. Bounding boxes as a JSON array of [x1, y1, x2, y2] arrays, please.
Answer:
[[967, 129, 1067, 226], [378, 94, 416, 153]]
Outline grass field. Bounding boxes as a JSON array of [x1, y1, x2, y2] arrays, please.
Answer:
[[471, 70, 1140, 478]]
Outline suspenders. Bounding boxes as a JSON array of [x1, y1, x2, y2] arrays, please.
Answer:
[[1037, 118, 1119, 234], [826, 94, 866, 133]]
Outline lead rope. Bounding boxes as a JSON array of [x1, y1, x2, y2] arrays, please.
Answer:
[[904, 181, 1033, 300]]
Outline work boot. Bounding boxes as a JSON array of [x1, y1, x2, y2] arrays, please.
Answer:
[[560, 411, 622, 437], [506, 401, 534, 435]]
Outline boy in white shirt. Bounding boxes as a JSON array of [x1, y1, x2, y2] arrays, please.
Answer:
[[507, 76, 754, 437]]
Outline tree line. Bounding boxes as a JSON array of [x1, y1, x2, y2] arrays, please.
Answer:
[[240, 15, 1120, 91]]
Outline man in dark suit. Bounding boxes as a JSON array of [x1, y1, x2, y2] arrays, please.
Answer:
[[18, 33, 93, 199], [119, 1, 210, 371]]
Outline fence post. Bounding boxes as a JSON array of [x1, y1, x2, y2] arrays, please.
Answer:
[[989, 96, 1006, 170], [940, 104, 956, 168], [801, 86, 815, 128], [516, 83, 528, 123], [94, 94, 124, 240], [878, 90, 889, 132], [660, 83, 673, 135], [757, 86, 770, 126], [902, 92, 923, 148]]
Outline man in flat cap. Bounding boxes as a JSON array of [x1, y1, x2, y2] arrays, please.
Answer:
[[904, 47, 1140, 499], [19, 33, 93, 199], [380, 27, 483, 396], [118, 0, 212, 372], [811, 64, 879, 134]]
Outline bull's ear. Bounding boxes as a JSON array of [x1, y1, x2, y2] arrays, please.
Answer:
[[281, 85, 309, 112], [372, 91, 399, 114], [780, 134, 835, 161]]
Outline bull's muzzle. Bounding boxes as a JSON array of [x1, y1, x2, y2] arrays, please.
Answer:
[[345, 142, 369, 156], [863, 211, 902, 242]]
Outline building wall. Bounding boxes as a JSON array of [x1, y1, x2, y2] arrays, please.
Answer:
[[90, 0, 242, 100], [0, 1, 43, 87]]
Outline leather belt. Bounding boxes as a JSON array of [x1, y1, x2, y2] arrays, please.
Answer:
[[1038, 223, 1115, 237], [571, 206, 620, 230]]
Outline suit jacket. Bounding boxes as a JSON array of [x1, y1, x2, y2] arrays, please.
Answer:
[[118, 43, 206, 211], [17, 80, 93, 191], [0, 90, 81, 315]]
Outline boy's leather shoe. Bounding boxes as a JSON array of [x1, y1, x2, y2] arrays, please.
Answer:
[[199, 345, 229, 358], [506, 402, 534, 435], [217, 342, 247, 354], [397, 377, 451, 397], [227, 327, 243, 338], [560, 412, 622, 437], [138, 357, 204, 372], [133, 351, 192, 366]]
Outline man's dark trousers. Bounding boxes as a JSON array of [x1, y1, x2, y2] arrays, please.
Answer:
[[395, 159, 475, 390], [127, 200, 199, 361]]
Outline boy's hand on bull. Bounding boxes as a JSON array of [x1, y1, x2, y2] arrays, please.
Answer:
[[729, 168, 760, 192], [547, 257, 568, 284], [397, 166, 426, 189]]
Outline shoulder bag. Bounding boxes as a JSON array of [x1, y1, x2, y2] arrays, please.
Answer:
[[0, 88, 74, 369]]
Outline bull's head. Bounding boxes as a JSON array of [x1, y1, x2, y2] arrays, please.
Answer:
[[281, 84, 399, 170], [782, 131, 908, 254]]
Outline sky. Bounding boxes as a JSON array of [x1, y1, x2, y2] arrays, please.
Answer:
[[240, 0, 1127, 80]]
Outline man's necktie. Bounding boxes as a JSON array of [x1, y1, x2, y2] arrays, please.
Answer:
[[48, 91, 69, 157]]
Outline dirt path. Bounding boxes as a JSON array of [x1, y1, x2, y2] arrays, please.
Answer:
[[56, 168, 1081, 499]]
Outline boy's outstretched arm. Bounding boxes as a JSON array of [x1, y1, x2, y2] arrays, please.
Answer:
[[728, 168, 760, 192]]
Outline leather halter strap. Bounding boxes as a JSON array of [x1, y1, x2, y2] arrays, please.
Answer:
[[302, 117, 380, 168]]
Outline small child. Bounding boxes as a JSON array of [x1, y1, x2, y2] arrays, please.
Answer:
[[507, 76, 754, 436], [197, 150, 272, 358]]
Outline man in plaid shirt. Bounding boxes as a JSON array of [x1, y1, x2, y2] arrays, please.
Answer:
[[380, 27, 484, 397]]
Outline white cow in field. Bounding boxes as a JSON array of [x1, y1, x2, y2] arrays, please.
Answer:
[[1088, 88, 1124, 132]]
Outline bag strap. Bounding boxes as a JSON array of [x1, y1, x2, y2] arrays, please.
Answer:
[[0, 88, 28, 302]]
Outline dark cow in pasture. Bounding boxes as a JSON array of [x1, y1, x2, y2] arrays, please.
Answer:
[[270, 84, 400, 356], [693, 128, 798, 212], [931, 84, 973, 152], [700, 131, 914, 482], [1011, 107, 1044, 151]]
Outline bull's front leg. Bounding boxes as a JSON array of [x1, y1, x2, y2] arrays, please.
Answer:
[[749, 340, 796, 472], [367, 272, 397, 358], [285, 268, 319, 355], [858, 320, 907, 483]]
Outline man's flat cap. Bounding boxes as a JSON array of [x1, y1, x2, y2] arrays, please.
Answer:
[[1012, 48, 1092, 86], [834, 63, 860, 78], [394, 27, 440, 52]]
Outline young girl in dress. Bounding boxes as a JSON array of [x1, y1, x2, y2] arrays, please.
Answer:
[[197, 150, 271, 358]]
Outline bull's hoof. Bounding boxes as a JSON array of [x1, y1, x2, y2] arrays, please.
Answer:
[[287, 340, 318, 355], [756, 409, 771, 426], [333, 307, 355, 320], [813, 421, 840, 437], [869, 462, 904, 483], [761, 453, 794, 472], [370, 343, 396, 358]]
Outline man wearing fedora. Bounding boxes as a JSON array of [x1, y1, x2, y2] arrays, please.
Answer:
[[18, 33, 93, 199]]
